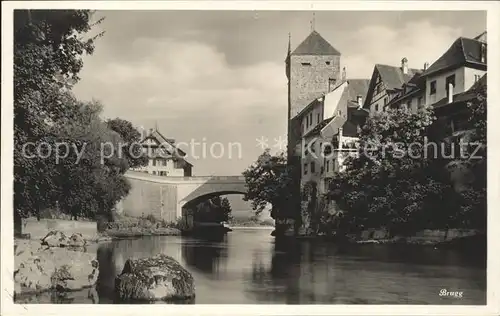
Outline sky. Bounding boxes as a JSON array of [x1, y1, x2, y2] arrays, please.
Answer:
[[72, 10, 486, 213]]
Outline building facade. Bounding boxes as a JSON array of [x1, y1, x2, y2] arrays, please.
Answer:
[[384, 33, 487, 136], [363, 59, 423, 116], [131, 128, 193, 177]]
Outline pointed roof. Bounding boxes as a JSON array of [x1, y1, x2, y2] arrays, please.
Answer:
[[474, 31, 487, 43], [291, 31, 341, 56], [375, 64, 422, 90], [141, 128, 193, 166], [421, 37, 486, 77], [345, 79, 370, 107]]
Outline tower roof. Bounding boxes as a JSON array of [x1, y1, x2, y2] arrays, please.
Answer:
[[291, 30, 341, 56]]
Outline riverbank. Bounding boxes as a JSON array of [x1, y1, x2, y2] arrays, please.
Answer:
[[277, 229, 486, 253], [104, 214, 182, 238], [227, 218, 274, 228]]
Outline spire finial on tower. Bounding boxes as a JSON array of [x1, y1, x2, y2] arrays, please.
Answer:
[[287, 32, 291, 54], [310, 12, 316, 31], [154, 120, 158, 131]]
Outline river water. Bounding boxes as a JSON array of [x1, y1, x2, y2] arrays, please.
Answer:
[[18, 228, 486, 304]]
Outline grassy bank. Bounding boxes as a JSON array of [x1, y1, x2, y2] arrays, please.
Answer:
[[104, 214, 183, 238], [228, 217, 274, 227]]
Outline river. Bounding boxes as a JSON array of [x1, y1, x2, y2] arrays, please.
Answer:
[[18, 228, 486, 304]]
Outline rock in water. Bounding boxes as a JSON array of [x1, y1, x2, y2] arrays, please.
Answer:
[[115, 254, 195, 302], [68, 233, 87, 247], [41, 231, 70, 247]]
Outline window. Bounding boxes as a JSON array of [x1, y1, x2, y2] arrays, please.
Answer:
[[310, 162, 316, 174], [317, 113, 320, 123], [329, 78, 336, 89], [152, 171, 157, 175], [306, 115, 309, 127], [152, 159, 157, 166], [446, 74, 455, 98], [375, 104, 379, 112], [418, 96, 423, 108], [326, 159, 330, 172], [311, 140, 316, 153], [430, 81, 436, 95], [303, 163, 308, 175], [162, 159, 167, 166], [309, 113, 313, 126], [174, 160, 183, 169], [384, 97, 388, 105], [480, 43, 486, 63], [474, 74, 482, 83], [301, 62, 311, 66], [326, 61, 331, 65], [408, 99, 412, 109]]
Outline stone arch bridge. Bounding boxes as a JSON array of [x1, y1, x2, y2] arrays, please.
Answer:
[[116, 171, 247, 223]]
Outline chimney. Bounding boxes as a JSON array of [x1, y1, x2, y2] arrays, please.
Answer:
[[448, 82, 454, 103], [357, 95, 363, 108], [342, 67, 347, 81], [148, 128, 154, 135], [401, 57, 408, 74], [424, 62, 429, 71]]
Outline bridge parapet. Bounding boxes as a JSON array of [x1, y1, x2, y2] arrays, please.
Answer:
[[125, 171, 246, 183]]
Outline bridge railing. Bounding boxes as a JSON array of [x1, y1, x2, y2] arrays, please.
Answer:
[[125, 171, 245, 181]]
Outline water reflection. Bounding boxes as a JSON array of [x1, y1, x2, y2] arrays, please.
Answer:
[[181, 235, 228, 275], [246, 238, 486, 304], [16, 230, 486, 304]]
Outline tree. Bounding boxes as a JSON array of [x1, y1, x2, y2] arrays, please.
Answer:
[[328, 106, 460, 235], [13, 10, 106, 232], [242, 149, 296, 219], [458, 79, 487, 230], [193, 196, 232, 223], [50, 100, 131, 220], [106, 118, 149, 169]]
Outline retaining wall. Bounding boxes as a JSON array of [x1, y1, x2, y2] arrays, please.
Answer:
[[23, 218, 98, 240]]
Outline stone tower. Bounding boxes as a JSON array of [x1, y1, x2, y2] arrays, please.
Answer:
[[286, 30, 342, 119], [283, 30, 341, 235]]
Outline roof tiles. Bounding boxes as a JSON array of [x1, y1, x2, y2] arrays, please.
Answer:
[[291, 31, 341, 56]]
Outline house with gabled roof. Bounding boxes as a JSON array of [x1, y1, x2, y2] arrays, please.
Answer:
[[132, 127, 193, 177], [384, 33, 487, 137], [421, 35, 487, 109], [363, 58, 423, 116]]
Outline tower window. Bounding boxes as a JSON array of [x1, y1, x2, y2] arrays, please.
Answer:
[[301, 62, 311, 66]]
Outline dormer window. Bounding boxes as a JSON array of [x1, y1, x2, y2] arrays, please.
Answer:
[[357, 95, 363, 107], [480, 43, 486, 63], [301, 62, 311, 66]]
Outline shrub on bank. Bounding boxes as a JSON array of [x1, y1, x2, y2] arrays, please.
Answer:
[[103, 214, 183, 237]]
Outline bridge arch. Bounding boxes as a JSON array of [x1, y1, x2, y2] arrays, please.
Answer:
[[121, 171, 248, 222], [181, 190, 247, 210]]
